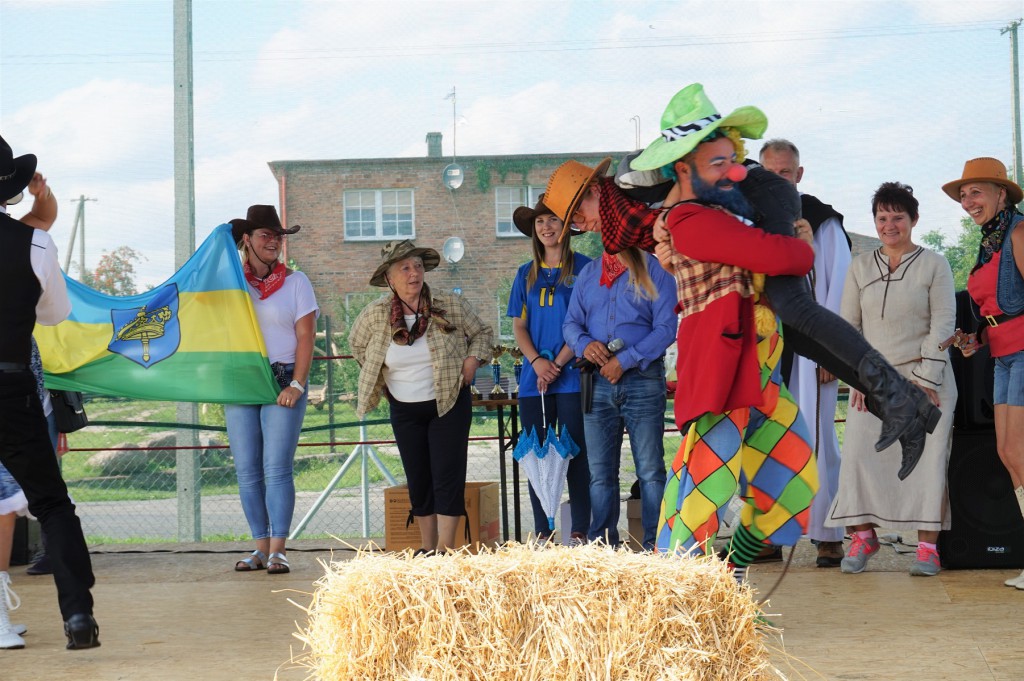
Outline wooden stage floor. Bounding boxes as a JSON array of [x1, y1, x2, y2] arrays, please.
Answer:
[[3, 534, 1022, 681]]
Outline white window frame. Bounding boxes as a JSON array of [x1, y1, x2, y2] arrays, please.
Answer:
[[494, 185, 544, 237], [343, 189, 415, 240]]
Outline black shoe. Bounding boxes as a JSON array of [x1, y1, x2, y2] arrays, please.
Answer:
[[26, 554, 52, 576], [64, 614, 100, 650], [857, 349, 941, 453], [896, 412, 931, 480]]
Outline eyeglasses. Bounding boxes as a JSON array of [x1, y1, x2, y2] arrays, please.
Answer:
[[252, 231, 284, 242]]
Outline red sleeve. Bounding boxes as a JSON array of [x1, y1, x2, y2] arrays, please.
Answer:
[[667, 203, 813, 276]]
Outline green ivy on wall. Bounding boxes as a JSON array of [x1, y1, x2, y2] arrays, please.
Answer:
[[474, 159, 537, 192]]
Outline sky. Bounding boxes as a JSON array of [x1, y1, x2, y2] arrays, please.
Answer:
[[2, 0, 1023, 287]]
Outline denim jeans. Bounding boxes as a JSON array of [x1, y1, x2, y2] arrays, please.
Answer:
[[519, 392, 590, 536], [584, 360, 667, 549], [994, 349, 1024, 406], [225, 390, 308, 539]]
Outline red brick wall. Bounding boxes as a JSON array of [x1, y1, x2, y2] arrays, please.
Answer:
[[270, 152, 623, 339]]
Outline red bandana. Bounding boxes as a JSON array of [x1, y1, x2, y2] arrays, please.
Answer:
[[599, 252, 628, 288], [244, 260, 287, 299]]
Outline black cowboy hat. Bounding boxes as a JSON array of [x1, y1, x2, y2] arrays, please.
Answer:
[[511, 194, 583, 238], [0, 134, 37, 206], [229, 205, 301, 244]]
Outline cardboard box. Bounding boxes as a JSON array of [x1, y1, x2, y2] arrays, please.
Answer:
[[624, 498, 644, 552], [384, 482, 500, 553]]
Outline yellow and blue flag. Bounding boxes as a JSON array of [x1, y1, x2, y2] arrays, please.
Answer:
[[35, 224, 280, 404]]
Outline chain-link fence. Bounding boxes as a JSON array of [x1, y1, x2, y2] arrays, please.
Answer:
[[62, 351, 688, 545]]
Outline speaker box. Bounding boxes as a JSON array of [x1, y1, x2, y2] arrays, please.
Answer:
[[939, 429, 1024, 569], [10, 516, 42, 566], [949, 290, 995, 431]]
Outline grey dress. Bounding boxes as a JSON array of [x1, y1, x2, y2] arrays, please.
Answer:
[[826, 247, 957, 532]]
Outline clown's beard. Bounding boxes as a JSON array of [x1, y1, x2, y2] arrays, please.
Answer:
[[691, 173, 754, 220]]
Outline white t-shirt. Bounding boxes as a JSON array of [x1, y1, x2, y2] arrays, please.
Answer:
[[383, 314, 436, 402], [247, 270, 319, 364], [31, 229, 71, 326]]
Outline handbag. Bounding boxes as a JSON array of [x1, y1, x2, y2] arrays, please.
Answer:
[[49, 390, 89, 433]]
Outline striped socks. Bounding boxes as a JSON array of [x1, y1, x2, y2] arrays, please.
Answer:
[[724, 525, 766, 583]]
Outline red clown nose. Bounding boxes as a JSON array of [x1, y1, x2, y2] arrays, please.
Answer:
[[726, 164, 748, 183]]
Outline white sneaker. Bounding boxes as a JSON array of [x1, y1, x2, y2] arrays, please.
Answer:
[[1004, 569, 1024, 587], [0, 572, 25, 649]]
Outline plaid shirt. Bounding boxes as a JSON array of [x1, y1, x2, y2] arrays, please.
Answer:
[[598, 177, 658, 255], [351, 291, 493, 418], [672, 256, 755, 319]]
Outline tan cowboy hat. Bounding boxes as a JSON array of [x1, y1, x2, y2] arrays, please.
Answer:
[[542, 158, 612, 240], [942, 157, 1023, 205], [0, 133, 37, 206], [229, 205, 301, 244], [369, 239, 441, 287], [512, 193, 583, 238], [630, 83, 767, 171]]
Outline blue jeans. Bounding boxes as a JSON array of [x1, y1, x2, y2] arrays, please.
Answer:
[[584, 361, 667, 549], [519, 392, 590, 536], [225, 391, 308, 539], [994, 349, 1024, 406]]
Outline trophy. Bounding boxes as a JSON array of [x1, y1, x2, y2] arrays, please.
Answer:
[[508, 347, 524, 397], [489, 344, 507, 396]]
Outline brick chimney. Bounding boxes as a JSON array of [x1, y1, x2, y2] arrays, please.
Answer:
[[426, 132, 443, 158]]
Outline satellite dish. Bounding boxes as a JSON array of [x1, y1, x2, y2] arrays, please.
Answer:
[[442, 163, 464, 190], [443, 236, 465, 263]]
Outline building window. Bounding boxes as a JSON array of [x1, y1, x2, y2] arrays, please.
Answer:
[[494, 186, 543, 237], [344, 189, 414, 240]]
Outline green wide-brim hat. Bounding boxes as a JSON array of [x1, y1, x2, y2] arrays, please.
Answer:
[[630, 83, 768, 171]]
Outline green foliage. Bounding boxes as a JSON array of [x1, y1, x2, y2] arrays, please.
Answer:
[[79, 245, 144, 295], [572, 231, 604, 261], [474, 159, 536, 192], [921, 216, 981, 289]]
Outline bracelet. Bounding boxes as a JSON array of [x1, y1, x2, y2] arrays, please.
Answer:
[[529, 356, 540, 365], [554, 362, 563, 370]]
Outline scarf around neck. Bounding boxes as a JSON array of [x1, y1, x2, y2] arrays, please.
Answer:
[[974, 208, 1023, 272], [600, 252, 628, 288], [244, 260, 287, 299], [389, 283, 457, 346]]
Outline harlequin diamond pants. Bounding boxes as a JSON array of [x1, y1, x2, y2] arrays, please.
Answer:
[[657, 327, 819, 554]]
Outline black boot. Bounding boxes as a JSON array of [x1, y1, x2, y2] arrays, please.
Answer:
[[856, 348, 940, 455], [896, 418, 928, 481]]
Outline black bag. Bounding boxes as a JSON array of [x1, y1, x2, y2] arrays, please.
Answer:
[[49, 390, 89, 433]]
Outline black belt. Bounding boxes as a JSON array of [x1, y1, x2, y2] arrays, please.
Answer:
[[0, 362, 28, 373], [984, 312, 1024, 327]]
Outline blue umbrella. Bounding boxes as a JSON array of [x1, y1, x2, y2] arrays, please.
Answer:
[[512, 391, 578, 532]]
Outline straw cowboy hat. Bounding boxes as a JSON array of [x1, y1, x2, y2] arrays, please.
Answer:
[[369, 239, 441, 287], [542, 158, 612, 237], [630, 83, 768, 171], [942, 157, 1023, 205], [229, 205, 301, 244], [512, 194, 583, 238], [0, 133, 37, 206]]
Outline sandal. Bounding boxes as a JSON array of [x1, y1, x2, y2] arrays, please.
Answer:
[[267, 552, 290, 575], [234, 550, 267, 572]]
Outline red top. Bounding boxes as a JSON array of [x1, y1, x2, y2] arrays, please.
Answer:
[[668, 203, 813, 424], [967, 250, 1024, 357]]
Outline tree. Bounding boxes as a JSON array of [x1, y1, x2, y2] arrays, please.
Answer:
[[80, 246, 144, 296], [921, 217, 981, 290]]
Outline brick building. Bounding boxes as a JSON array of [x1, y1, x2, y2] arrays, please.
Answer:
[[269, 133, 625, 338]]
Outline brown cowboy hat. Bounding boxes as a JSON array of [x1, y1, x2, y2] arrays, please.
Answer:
[[369, 239, 441, 287], [512, 193, 583, 238], [942, 157, 1023, 205], [542, 158, 611, 241], [229, 204, 301, 244], [0, 133, 37, 206]]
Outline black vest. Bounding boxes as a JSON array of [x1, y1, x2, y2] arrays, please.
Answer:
[[0, 213, 42, 364], [801, 194, 851, 250]]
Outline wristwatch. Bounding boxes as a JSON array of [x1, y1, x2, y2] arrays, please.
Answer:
[[288, 380, 305, 394]]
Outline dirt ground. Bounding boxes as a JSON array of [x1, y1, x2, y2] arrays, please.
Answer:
[[4, 535, 1024, 681]]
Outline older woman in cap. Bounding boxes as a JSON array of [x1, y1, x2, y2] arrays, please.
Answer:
[[227, 205, 318, 575], [506, 196, 592, 544], [942, 158, 1024, 588], [351, 241, 492, 554]]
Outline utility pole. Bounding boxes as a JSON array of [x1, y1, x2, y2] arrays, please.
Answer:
[[64, 195, 97, 276], [1002, 19, 1023, 205]]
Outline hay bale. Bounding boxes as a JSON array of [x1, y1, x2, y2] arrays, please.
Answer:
[[297, 543, 778, 680]]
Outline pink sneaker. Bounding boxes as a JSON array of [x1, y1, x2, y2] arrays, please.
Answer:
[[840, 533, 880, 574], [910, 545, 941, 576]]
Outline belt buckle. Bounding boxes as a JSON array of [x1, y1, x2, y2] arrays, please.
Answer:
[[986, 315, 999, 327]]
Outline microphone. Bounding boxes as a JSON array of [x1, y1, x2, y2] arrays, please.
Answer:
[[574, 338, 625, 369]]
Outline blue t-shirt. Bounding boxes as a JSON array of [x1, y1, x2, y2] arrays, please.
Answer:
[[505, 253, 592, 397]]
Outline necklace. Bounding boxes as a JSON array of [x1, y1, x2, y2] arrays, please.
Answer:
[[540, 262, 559, 306]]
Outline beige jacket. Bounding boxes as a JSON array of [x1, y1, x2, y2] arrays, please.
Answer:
[[351, 291, 493, 418]]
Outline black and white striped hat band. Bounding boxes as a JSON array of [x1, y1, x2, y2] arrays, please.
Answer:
[[660, 114, 722, 142]]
